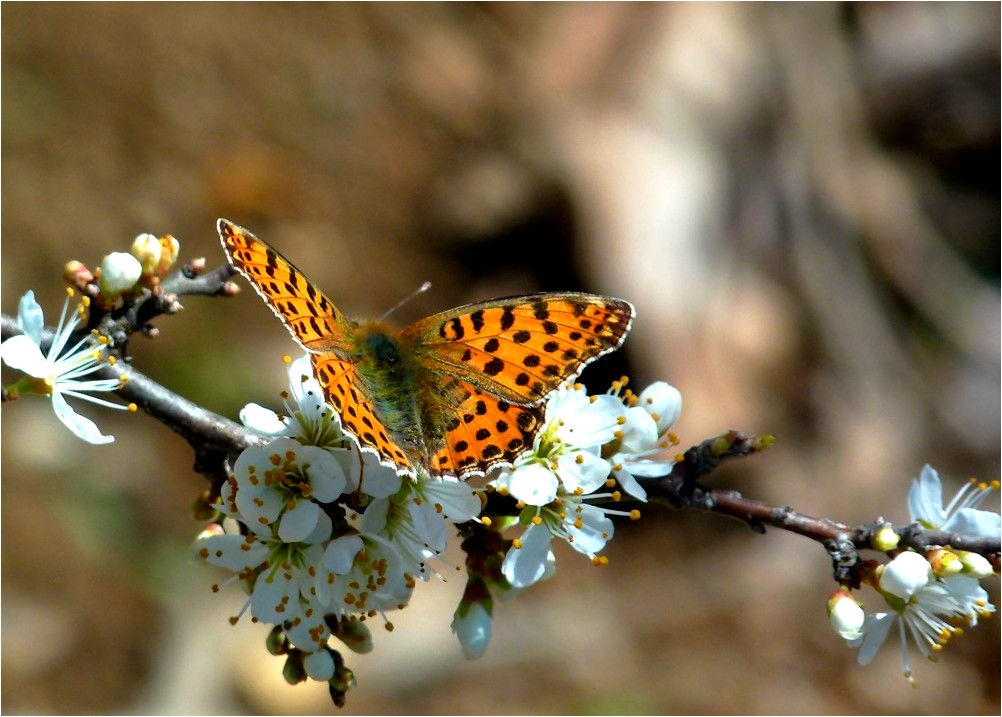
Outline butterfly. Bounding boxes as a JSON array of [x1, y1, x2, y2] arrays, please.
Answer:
[[218, 218, 635, 478]]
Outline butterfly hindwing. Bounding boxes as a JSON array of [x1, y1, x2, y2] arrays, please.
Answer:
[[426, 379, 544, 477], [310, 353, 413, 474]]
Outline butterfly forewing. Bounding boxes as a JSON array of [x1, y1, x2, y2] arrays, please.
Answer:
[[218, 219, 352, 353], [404, 294, 635, 406]]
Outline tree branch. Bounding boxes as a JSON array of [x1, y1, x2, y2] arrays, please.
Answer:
[[638, 432, 1000, 584]]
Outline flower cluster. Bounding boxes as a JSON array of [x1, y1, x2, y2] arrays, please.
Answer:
[[195, 356, 484, 684], [195, 355, 683, 683], [828, 465, 999, 684], [488, 379, 681, 592]]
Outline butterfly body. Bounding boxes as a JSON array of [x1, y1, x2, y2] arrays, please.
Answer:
[[219, 219, 634, 478], [344, 322, 444, 460]]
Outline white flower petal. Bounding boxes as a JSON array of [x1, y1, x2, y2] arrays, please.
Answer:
[[852, 612, 896, 665], [829, 594, 865, 641], [357, 458, 403, 498], [278, 499, 321, 543], [239, 403, 288, 435], [303, 507, 333, 545], [100, 252, 143, 294], [1, 334, 48, 376], [555, 394, 623, 447], [502, 522, 553, 588], [620, 458, 673, 478], [879, 551, 931, 600], [425, 479, 481, 522], [17, 291, 45, 344], [234, 480, 284, 525], [564, 504, 613, 557], [612, 466, 648, 501], [618, 407, 659, 453], [359, 496, 390, 534], [908, 465, 945, 526], [299, 446, 347, 503], [52, 391, 115, 444], [250, 572, 298, 625], [324, 534, 364, 574], [508, 463, 559, 506], [284, 609, 331, 652], [557, 450, 610, 495], [407, 498, 449, 553], [942, 507, 1000, 539], [196, 534, 269, 571], [638, 381, 682, 434]]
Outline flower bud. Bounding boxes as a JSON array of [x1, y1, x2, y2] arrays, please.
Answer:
[[156, 234, 180, 276], [452, 600, 493, 659], [827, 588, 865, 641], [303, 649, 336, 681], [282, 653, 307, 685], [928, 548, 963, 578], [130, 233, 162, 276], [871, 524, 900, 552], [99, 252, 142, 298], [265, 625, 288, 656], [956, 550, 993, 579], [64, 260, 95, 290], [329, 616, 372, 654]]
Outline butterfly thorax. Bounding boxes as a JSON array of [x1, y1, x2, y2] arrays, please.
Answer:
[[350, 321, 450, 461]]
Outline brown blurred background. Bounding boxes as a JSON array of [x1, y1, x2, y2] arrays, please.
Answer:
[[2, 3, 999, 714]]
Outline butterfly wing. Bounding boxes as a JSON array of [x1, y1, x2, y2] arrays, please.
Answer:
[[218, 219, 412, 474], [310, 353, 414, 475], [217, 219, 353, 354], [402, 293, 634, 476], [402, 293, 634, 405], [421, 378, 543, 477]]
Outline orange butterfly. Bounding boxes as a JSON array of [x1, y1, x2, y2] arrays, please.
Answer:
[[218, 219, 634, 478]]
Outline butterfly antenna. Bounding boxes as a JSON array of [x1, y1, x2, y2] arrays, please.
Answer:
[[381, 281, 432, 321]]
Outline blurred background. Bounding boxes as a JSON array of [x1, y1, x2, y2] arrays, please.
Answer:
[[2, 3, 999, 714]]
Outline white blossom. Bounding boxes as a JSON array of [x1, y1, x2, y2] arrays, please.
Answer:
[[1, 290, 130, 444]]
